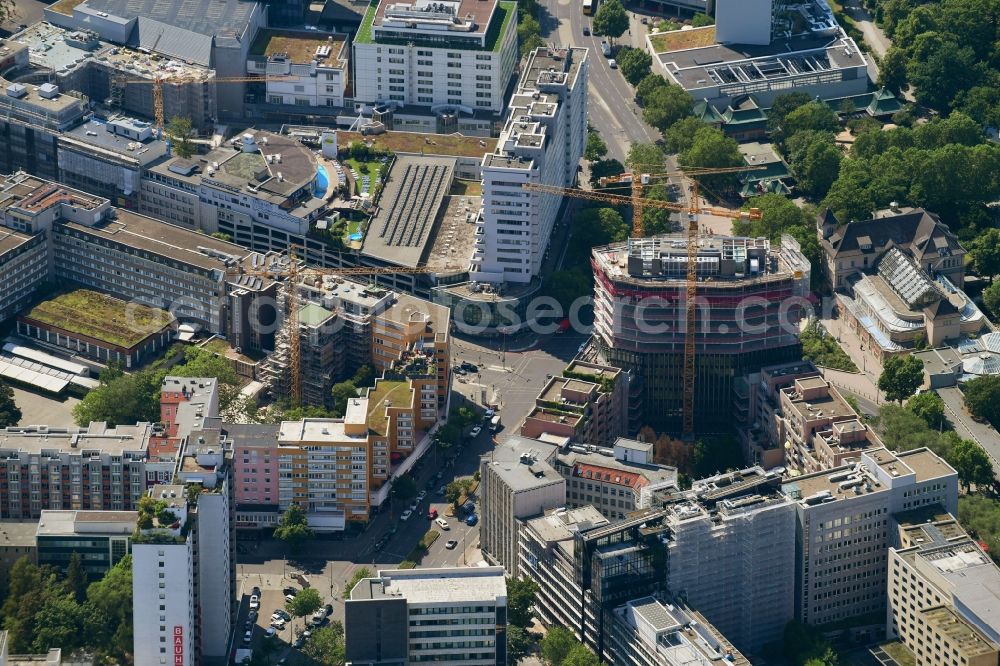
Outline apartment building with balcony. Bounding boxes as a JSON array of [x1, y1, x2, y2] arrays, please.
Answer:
[[247, 30, 349, 108], [352, 0, 518, 113], [473, 47, 587, 285], [0, 422, 173, 519], [781, 447, 958, 629]]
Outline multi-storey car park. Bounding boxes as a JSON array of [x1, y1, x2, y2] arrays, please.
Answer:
[[591, 234, 811, 433]]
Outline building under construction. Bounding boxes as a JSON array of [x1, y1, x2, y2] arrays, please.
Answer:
[[591, 234, 811, 434]]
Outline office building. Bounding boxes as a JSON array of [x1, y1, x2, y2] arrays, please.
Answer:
[[781, 447, 958, 628], [472, 47, 587, 285], [479, 436, 565, 577], [779, 375, 884, 474], [734, 360, 820, 469], [553, 441, 678, 522], [133, 422, 235, 665], [35, 509, 135, 580], [346, 566, 508, 666], [0, 522, 38, 577], [592, 234, 811, 433], [888, 525, 1000, 666], [519, 506, 610, 653], [522, 361, 632, 447], [352, 0, 518, 113], [609, 596, 750, 666], [0, 422, 174, 519], [0, 229, 47, 323], [0, 631, 86, 666], [45, 0, 265, 120], [662, 467, 796, 653], [0, 171, 281, 342], [248, 30, 349, 109], [651, 0, 868, 107]]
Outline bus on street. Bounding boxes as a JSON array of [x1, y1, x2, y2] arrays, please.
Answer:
[[583, 0, 594, 15]]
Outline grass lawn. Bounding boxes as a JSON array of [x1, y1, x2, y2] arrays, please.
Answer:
[[451, 179, 483, 196], [650, 26, 716, 53], [880, 641, 916, 666], [346, 158, 382, 194], [23, 289, 173, 349], [366, 379, 412, 434], [338, 131, 494, 158]]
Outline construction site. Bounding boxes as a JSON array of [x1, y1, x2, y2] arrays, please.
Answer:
[[591, 234, 812, 433]]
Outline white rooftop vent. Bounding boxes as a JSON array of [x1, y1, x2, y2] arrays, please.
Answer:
[[38, 83, 59, 99], [6, 83, 26, 98]]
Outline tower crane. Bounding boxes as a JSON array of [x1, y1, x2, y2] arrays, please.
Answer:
[[227, 253, 464, 406], [523, 167, 764, 438]]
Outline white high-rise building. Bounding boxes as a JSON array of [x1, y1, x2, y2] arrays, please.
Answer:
[[133, 422, 234, 666], [781, 447, 958, 628], [472, 46, 588, 284], [352, 0, 518, 113]]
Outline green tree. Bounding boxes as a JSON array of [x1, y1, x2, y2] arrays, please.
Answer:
[[544, 269, 592, 313], [592, 0, 629, 44], [635, 73, 668, 105], [642, 83, 694, 133], [691, 12, 714, 26], [65, 551, 87, 604], [518, 14, 544, 56], [506, 577, 538, 628], [908, 37, 981, 111], [785, 131, 841, 198], [166, 116, 196, 159], [273, 504, 315, 551], [331, 380, 359, 417], [963, 375, 1000, 428], [877, 46, 909, 93], [982, 280, 1000, 317], [72, 368, 163, 427], [444, 480, 465, 506], [969, 228, 1000, 282], [783, 620, 839, 665], [679, 126, 743, 193], [642, 184, 674, 236], [907, 391, 945, 430], [781, 101, 840, 141], [584, 130, 608, 162], [345, 567, 374, 599], [84, 554, 133, 660], [540, 625, 578, 665], [173, 346, 238, 386], [508, 625, 533, 663], [665, 116, 705, 154], [302, 621, 346, 665], [391, 474, 418, 503], [287, 587, 324, 638], [878, 354, 925, 403], [0, 379, 21, 427], [563, 645, 601, 666], [589, 158, 625, 187], [767, 92, 813, 137], [958, 495, 1000, 562], [949, 439, 995, 490], [617, 47, 653, 85], [627, 142, 666, 172]]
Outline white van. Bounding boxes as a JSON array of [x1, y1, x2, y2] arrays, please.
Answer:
[[435, 518, 450, 530]]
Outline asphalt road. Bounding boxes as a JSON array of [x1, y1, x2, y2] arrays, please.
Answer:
[[540, 0, 661, 162]]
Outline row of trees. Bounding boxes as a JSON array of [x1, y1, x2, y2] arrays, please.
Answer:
[[0, 555, 133, 659], [0, 379, 21, 428]]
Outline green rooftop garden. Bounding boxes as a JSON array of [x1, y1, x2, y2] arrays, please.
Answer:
[[23, 289, 174, 349], [366, 379, 411, 435], [354, 0, 515, 52]]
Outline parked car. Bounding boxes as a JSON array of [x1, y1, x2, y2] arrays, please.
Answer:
[[446, 540, 459, 549], [252, 586, 261, 596], [243, 630, 252, 644], [435, 517, 450, 530], [428, 508, 439, 519], [409, 500, 419, 511], [324, 604, 334, 617], [273, 609, 291, 621], [282, 587, 298, 597], [470, 426, 482, 438], [401, 509, 413, 521], [460, 361, 478, 372], [484, 408, 495, 419], [249, 595, 260, 610], [248, 610, 258, 623], [608, 58, 618, 69], [285, 593, 296, 602], [416, 490, 427, 502], [600, 40, 611, 56], [294, 636, 306, 648], [641, 16, 648, 23], [466, 514, 479, 526], [453, 366, 466, 375], [270, 618, 286, 629], [583, 25, 590, 35], [265, 627, 277, 638]]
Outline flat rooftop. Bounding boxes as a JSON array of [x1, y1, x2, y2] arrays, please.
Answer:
[[360, 155, 455, 268], [524, 505, 609, 550], [277, 417, 368, 444], [335, 131, 495, 159], [61, 0, 260, 39], [60, 208, 251, 273], [0, 229, 37, 256], [649, 25, 717, 53], [425, 194, 478, 272], [357, 566, 508, 604], [0, 422, 153, 456], [62, 117, 167, 162], [909, 539, 1000, 640], [921, 606, 997, 658], [250, 29, 346, 63], [782, 382, 855, 422], [538, 376, 596, 404], [21, 289, 174, 349], [365, 380, 412, 435], [658, 34, 866, 92], [0, 520, 41, 547], [484, 455, 563, 493], [36, 509, 137, 536], [365, 0, 500, 39]]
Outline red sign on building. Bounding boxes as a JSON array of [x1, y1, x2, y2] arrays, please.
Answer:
[[173, 626, 184, 666]]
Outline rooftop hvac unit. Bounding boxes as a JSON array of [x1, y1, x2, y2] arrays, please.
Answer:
[[38, 83, 59, 99], [6, 83, 26, 98]]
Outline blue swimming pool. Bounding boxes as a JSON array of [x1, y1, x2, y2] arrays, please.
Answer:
[[314, 165, 329, 197], [349, 232, 363, 242]]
